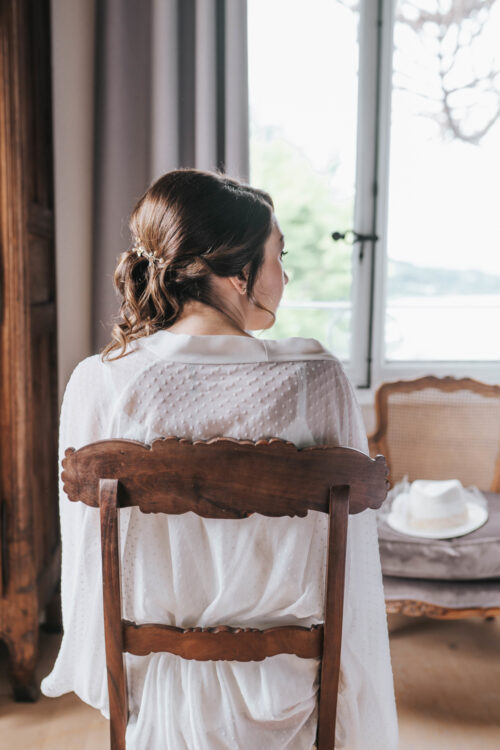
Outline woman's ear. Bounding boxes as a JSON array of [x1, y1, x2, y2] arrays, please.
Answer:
[[227, 273, 247, 295]]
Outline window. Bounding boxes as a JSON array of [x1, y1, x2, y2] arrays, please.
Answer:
[[248, 0, 500, 390], [248, 0, 360, 362]]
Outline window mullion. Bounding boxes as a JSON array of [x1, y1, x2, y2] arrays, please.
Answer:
[[370, 0, 396, 389], [350, 0, 395, 389]]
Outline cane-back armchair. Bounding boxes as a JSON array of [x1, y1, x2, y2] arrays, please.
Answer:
[[369, 375, 500, 620]]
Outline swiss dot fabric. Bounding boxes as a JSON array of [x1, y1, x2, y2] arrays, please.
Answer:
[[41, 330, 398, 750]]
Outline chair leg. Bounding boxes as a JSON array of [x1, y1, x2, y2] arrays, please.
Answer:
[[110, 718, 127, 750], [317, 486, 350, 749], [100, 479, 128, 750]]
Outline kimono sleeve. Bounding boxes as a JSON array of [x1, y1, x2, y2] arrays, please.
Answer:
[[57, 355, 108, 625], [41, 355, 111, 709], [324, 361, 399, 750]]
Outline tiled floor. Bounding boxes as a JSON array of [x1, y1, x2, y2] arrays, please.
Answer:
[[1, 615, 499, 749]]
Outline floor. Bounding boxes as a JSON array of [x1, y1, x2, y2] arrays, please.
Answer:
[[1, 615, 499, 749], [388, 614, 500, 749]]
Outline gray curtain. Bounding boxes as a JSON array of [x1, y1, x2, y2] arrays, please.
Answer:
[[92, 0, 249, 350]]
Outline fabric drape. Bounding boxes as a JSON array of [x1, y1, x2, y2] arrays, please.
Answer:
[[92, 0, 249, 350]]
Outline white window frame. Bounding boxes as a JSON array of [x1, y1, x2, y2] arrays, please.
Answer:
[[347, 0, 500, 396]]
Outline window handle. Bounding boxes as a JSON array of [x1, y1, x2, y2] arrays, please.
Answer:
[[331, 230, 379, 261]]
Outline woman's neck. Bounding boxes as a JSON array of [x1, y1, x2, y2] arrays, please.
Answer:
[[165, 300, 254, 337]]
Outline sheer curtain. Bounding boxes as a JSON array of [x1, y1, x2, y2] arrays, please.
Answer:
[[51, 0, 249, 369]]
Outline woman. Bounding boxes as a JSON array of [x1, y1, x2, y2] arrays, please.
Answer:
[[42, 169, 398, 749]]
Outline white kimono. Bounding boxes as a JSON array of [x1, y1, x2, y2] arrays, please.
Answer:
[[41, 330, 398, 750]]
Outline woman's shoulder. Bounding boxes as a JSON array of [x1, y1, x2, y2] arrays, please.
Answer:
[[63, 347, 151, 410], [62, 353, 113, 407], [66, 352, 102, 384], [66, 346, 141, 384], [262, 335, 343, 366], [269, 337, 359, 398]]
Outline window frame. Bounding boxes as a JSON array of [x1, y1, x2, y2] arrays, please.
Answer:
[[346, 0, 500, 394]]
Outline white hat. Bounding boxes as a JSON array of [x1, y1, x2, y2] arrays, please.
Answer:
[[386, 478, 488, 539]]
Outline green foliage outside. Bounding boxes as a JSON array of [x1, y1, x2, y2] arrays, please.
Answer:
[[249, 128, 500, 357], [250, 128, 353, 357]]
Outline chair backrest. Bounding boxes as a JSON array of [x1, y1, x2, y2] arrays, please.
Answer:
[[369, 375, 500, 491], [62, 435, 388, 750]]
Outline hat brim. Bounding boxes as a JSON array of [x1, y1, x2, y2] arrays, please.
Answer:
[[386, 495, 488, 539]]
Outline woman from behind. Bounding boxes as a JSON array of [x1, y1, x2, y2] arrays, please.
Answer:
[[42, 168, 398, 749]]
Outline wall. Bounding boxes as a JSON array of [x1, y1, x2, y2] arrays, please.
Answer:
[[51, 0, 95, 405]]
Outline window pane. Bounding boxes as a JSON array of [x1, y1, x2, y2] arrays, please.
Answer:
[[385, 0, 500, 361], [248, 0, 359, 360]]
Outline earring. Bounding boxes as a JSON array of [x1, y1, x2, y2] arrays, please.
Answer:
[[241, 285, 247, 293]]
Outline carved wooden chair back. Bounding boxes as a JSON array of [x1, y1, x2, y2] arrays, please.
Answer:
[[369, 376, 500, 491], [61, 436, 388, 750]]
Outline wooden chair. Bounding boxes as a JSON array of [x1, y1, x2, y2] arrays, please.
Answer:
[[369, 375, 500, 619], [61, 435, 388, 750]]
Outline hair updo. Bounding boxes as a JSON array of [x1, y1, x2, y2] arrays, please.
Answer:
[[101, 168, 275, 361]]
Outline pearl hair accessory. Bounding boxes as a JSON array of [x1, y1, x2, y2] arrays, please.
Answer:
[[132, 236, 167, 268]]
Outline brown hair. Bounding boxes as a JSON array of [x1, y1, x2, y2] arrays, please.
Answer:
[[101, 169, 275, 361]]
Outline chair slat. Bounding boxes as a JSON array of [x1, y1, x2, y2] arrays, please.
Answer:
[[123, 621, 323, 661], [62, 437, 388, 517]]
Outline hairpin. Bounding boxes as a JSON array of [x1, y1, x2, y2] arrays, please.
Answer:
[[132, 236, 167, 267]]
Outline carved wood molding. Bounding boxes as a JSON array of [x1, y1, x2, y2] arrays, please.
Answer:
[[123, 620, 323, 661], [386, 598, 500, 620], [62, 436, 389, 518]]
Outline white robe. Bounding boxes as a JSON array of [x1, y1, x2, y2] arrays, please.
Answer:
[[41, 330, 398, 750]]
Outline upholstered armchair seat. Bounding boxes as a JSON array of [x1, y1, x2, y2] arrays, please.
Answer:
[[378, 491, 500, 581]]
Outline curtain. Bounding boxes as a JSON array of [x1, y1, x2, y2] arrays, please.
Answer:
[[51, 0, 96, 401], [92, 0, 249, 350]]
